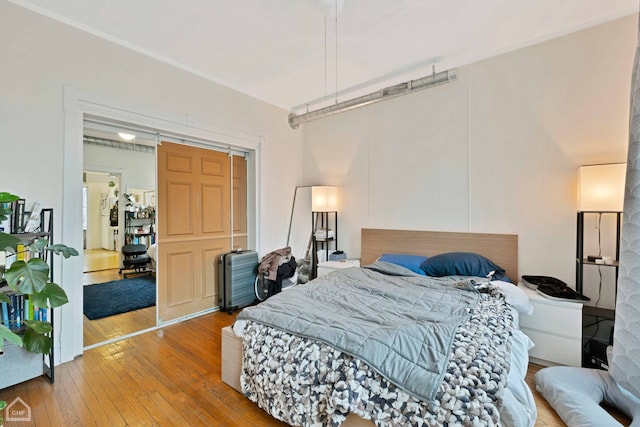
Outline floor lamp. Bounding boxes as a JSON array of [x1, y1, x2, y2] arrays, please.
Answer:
[[311, 186, 337, 280]]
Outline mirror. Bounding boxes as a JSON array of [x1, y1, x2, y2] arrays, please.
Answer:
[[287, 187, 313, 282]]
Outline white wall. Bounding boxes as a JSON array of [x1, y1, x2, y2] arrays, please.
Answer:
[[300, 13, 636, 305], [2, 0, 634, 362], [0, 2, 302, 362]]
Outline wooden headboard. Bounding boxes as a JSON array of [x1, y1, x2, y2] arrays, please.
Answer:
[[361, 228, 518, 282]]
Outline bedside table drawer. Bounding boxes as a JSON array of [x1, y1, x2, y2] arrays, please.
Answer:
[[519, 285, 583, 366], [520, 301, 581, 339], [522, 329, 581, 367]]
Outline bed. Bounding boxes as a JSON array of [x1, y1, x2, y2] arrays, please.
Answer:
[[223, 229, 537, 426]]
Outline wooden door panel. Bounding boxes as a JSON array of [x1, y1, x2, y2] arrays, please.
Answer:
[[157, 141, 241, 322], [202, 242, 227, 299], [158, 239, 230, 321], [201, 156, 225, 176], [157, 240, 199, 322], [201, 183, 225, 234], [165, 151, 193, 173], [232, 156, 247, 235], [165, 181, 194, 236], [165, 249, 195, 306], [201, 150, 229, 237]]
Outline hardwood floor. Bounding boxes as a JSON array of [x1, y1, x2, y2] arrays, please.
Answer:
[[6, 245, 636, 426], [1, 311, 632, 426], [1, 311, 283, 426], [83, 303, 156, 347], [83, 258, 156, 347], [83, 249, 120, 273]]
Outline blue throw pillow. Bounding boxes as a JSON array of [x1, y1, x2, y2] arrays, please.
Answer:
[[378, 254, 427, 275], [419, 252, 510, 282]]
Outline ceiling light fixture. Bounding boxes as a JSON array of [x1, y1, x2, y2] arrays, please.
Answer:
[[118, 132, 136, 141]]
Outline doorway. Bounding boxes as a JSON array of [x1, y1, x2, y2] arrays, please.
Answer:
[[82, 123, 157, 347], [82, 171, 120, 273], [80, 119, 254, 347], [62, 87, 261, 361]]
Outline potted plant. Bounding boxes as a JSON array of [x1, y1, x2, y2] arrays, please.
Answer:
[[0, 192, 77, 355]]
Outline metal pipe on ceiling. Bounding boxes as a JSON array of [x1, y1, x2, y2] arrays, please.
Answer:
[[83, 135, 156, 153], [288, 68, 458, 129]]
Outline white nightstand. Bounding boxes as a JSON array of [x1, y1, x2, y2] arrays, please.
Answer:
[[316, 259, 360, 277], [519, 285, 583, 367]]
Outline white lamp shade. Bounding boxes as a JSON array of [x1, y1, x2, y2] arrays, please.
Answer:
[[578, 163, 626, 212], [312, 186, 337, 212]]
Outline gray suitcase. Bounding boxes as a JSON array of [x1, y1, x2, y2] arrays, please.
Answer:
[[218, 249, 258, 313]]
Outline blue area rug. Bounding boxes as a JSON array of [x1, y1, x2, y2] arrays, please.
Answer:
[[83, 275, 156, 320]]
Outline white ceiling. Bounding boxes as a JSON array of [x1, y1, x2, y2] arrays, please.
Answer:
[[13, 0, 638, 112], [83, 120, 158, 146]]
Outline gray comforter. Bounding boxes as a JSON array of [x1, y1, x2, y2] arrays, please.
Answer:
[[236, 262, 480, 401]]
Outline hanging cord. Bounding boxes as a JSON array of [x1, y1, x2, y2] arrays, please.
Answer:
[[582, 317, 604, 352], [595, 213, 603, 307], [324, 16, 327, 97], [598, 213, 602, 257], [335, 0, 338, 104], [583, 213, 606, 358]]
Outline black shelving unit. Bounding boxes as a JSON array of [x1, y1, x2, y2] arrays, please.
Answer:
[[311, 211, 337, 279], [576, 211, 621, 295], [124, 212, 155, 247], [39, 208, 54, 383], [1, 208, 55, 386], [582, 305, 615, 370], [576, 211, 620, 369]]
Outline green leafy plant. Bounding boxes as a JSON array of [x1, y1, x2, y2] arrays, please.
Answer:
[[0, 192, 78, 354], [0, 398, 6, 426]]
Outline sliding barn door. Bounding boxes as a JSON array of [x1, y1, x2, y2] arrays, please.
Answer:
[[156, 142, 235, 321], [232, 155, 248, 250]]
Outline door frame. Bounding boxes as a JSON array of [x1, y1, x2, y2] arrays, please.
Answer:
[[62, 86, 261, 363]]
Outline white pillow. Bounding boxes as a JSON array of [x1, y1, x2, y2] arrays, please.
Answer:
[[535, 366, 640, 427], [491, 280, 534, 315]]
